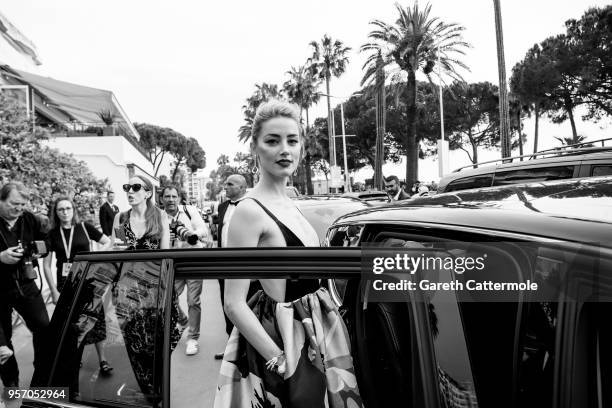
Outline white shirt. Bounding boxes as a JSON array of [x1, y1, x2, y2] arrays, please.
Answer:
[[221, 201, 239, 248]]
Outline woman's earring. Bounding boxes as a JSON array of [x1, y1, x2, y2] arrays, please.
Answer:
[[252, 155, 260, 174]]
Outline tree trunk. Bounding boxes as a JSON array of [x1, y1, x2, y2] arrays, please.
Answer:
[[565, 97, 578, 144], [325, 77, 334, 167], [533, 105, 539, 154], [469, 131, 479, 165], [304, 154, 313, 195], [517, 108, 523, 159], [493, 0, 511, 159], [304, 108, 314, 195], [374, 52, 386, 191], [405, 70, 418, 185]]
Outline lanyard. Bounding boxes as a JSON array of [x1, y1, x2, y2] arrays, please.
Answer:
[[60, 226, 74, 259]]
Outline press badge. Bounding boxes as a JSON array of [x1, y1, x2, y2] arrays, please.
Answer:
[[62, 262, 73, 277]]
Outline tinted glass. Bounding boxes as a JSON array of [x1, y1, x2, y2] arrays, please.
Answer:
[[169, 278, 362, 408], [53, 261, 165, 406], [591, 165, 612, 176], [445, 175, 493, 192], [493, 166, 574, 186]]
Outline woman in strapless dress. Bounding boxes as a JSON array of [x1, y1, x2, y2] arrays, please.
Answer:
[[214, 100, 362, 408]]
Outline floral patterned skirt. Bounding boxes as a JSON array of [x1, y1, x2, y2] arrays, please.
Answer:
[[214, 288, 363, 408]]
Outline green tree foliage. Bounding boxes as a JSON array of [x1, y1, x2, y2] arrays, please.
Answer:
[[238, 83, 284, 143], [510, 44, 554, 153], [206, 153, 257, 200], [308, 34, 351, 167], [0, 93, 107, 218], [134, 122, 206, 181], [283, 65, 322, 194], [511, 6, 611, 146], [361, 2, 469, 184], [134, 122, 176, 176], [565, 5, 612, 120], [443, 81, 500, 164]]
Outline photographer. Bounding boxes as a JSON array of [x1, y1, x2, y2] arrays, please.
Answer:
[[161, 185, 211, 356], [0, 182, 49, 388]]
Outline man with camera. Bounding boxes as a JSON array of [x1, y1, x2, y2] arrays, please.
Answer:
[[0, 182, 49, 388], [161, 185, 210, 356]]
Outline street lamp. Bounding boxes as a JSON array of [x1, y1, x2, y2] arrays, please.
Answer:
[[317, 92, 361, 193]]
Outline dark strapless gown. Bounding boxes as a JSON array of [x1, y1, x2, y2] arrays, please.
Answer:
[[214, 198, 362, 408]]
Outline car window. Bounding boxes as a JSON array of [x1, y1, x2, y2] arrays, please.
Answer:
[[519, 245, 612, 408], [445, 174, 493, 192], [492, 166, 574, 186], [371, 233, 482, 407], [591, 165, 612, 176], [52, 261, 167, 407]]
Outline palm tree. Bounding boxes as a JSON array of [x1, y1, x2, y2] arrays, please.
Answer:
[[308, 34, 351, 168], [238, 83, 283, 143], [361, 2, 469, 185], [283, 65, 322, 194], [493, 0, 511, 159]]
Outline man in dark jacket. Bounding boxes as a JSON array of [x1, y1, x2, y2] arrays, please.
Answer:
[[384, 175, 411, 201], [0, 182, 49, 388], [98, 191, 118, 236], [214, 175, 248, 359]]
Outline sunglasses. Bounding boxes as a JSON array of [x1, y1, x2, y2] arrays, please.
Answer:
[[122, 183, 149, 193]]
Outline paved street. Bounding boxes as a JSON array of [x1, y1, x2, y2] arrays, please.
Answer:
[[1, 280, 229, 408]]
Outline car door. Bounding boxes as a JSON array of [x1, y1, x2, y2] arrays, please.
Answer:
[[23, 254, 173, 408]]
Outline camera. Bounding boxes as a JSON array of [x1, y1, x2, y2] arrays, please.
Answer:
[[16, 240, 48, 280], [169, 220, 199, 245]]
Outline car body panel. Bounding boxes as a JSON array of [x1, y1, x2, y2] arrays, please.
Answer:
[[26, 177, 612, 408], [337, 177, 612, 247], [438, 150, 612, 193]]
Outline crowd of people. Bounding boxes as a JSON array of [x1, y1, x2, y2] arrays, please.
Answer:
[[0, 100, 398, 407]]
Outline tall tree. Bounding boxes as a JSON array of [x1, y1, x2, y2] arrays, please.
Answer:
[[565, 5, 612, 120], [238, 83, 284, 143], [361, 2, 469, 185], [444, 81, 500, 165], [510, 45, 553, 153], [0, 93, 107, 214], [308, 34, 351, 168], [169, 136, 206, 181], [493, 0, 511, 158], [135, 122, 177, 177], [283, 65, 322, 194], [538, 34, 584, 143]]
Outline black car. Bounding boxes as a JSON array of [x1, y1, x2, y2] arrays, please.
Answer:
[[22, 177, 612, 408], [437, 144, 612, 193]]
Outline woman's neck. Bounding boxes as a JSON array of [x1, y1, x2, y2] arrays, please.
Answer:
[[60, 221, 72, 228], [131, 201, 147, 217], [256, 173, 289, 199]]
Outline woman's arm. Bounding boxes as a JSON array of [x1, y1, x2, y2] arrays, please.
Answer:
[[110, 213, 120, 249], [224, 201, 283, 361], [159, 211, 170, 250], [42, 251, 60, 303], [97, 235, 111, 250]]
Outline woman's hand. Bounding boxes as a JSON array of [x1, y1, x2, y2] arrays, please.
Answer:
[[50, 287, 60, 304]]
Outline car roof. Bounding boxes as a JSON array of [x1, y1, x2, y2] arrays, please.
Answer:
[[439, 150, 612, 189], [334, 176, 612, 247]]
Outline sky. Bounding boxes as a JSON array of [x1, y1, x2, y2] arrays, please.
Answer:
[[3, 0, 611, 182]]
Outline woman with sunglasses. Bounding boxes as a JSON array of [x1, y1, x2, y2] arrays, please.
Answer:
[[215, 100, 362, 408], [110, 175, 180, 400], [42, 196, 113, 374], [111, 175, 169, 250]]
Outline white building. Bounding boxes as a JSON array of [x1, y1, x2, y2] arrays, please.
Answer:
[[185, 168, 210, 207], [0, 12, 155, 211]]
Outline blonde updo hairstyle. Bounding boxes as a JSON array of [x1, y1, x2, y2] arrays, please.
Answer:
[[250, 100, 305, 165]]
